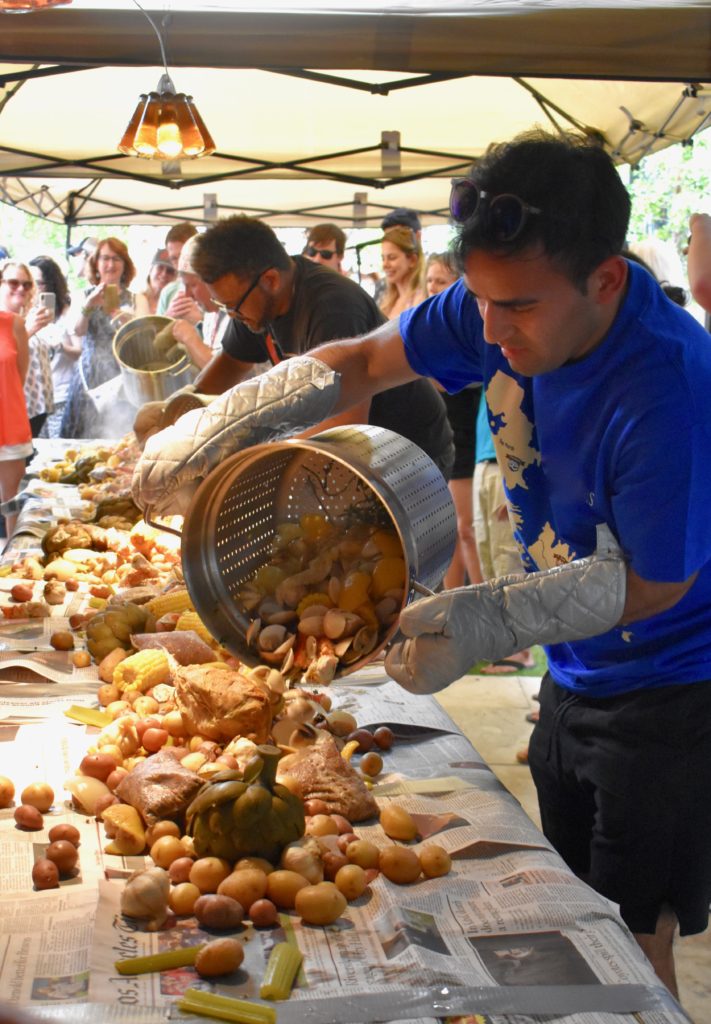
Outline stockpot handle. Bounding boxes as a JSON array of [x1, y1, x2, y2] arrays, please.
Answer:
[[144, 508, 183, 539]]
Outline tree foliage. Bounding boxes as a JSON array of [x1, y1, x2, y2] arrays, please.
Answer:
[[626, 130, 711, 255]]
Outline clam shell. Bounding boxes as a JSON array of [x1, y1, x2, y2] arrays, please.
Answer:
[[258, 623, 288, 652]]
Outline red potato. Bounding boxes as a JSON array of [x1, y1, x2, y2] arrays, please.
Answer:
[[45, 840, 79, 875], [79, 752, 117, 782], [194, 894, 245, 930], [14, 804, 44, 830], [32, 859, 59, 890]]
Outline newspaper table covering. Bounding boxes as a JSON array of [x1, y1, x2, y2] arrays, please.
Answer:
[[0, 685, 689, 1024], [0, 446, 691, 1024]]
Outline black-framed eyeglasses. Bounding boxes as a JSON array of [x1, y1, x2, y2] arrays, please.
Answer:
[[449, 178, 543, 243], [1, 278, 33, 291], [304, 245, 336, 260], [213, 267, 272, 316]]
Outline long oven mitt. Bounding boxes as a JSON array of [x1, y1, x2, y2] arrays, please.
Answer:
[[132, 356, 340, 516], [384, 524, 627, 694]]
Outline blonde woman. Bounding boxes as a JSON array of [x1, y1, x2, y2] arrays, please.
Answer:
[[379, 226, 426, 319]]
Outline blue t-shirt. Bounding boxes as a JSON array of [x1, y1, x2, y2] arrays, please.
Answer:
[[400, 263, 711, 697]]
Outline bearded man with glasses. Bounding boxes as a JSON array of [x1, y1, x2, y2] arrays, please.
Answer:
[[133, 215, 453, 478], [135, 132, 711, 1003]]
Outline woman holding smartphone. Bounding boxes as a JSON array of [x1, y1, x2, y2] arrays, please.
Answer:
[[29, 256, 79, 438], [61, 237, 135, 438], [0, 260, 54, 438], [0, 262, 32, 537]]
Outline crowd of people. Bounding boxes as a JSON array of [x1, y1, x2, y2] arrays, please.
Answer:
[[2, 200, 708, 561]]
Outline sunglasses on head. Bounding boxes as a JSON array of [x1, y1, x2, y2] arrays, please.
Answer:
[[1, 278, 33, 291], [304, 245, 336, 260], [449, 178, 542, 243]]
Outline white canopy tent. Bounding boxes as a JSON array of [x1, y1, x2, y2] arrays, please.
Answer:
[[1, 0, 710, 231]]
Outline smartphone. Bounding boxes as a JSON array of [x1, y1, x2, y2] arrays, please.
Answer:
[[39, 292, 56, 316], [103, 283, 120, 313]]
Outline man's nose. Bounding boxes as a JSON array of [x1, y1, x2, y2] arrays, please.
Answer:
[[480, 302, 513, 346]]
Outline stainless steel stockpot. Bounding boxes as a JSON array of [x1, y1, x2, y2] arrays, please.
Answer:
[[180, 424, 457, 674]]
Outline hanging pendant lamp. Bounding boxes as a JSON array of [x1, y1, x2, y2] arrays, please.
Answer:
[[0, 0, 71, 10], [117, 3, 216, 160]]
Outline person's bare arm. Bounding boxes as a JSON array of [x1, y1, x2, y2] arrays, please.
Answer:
[[12, 316, 29, 383], [194, 349, 254, 394], [620, 565, 697, 624], [62, 332, 82, 357], [687, 213, 711, 313], [170, 320, 213, 369], [298, 397, 372, 438], [309, 318, 418, 413]]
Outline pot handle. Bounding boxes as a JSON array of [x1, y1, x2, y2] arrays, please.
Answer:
[[411, 580, 436, 598], [144, 508, 183, 539]]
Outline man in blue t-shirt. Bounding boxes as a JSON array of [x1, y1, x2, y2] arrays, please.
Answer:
[[135, 133, 711, 994]]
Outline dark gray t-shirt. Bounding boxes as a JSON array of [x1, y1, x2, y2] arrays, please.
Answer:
[[221, 257, 453, 476]]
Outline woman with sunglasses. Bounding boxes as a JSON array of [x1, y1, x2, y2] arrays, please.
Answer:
[[0, 260, 54, 438], [0, 263, 32, 536], [28, 256, 79, 438], [61, 237, 136, 438], [379, 226, 426, 320]]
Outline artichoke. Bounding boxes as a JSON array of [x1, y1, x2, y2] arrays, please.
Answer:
[[90, 495, 142, 526], [186, 745, 305, 864], [58, 453, 100, 484], [86, 601, 155, 661], [42, 520, 108, 557]]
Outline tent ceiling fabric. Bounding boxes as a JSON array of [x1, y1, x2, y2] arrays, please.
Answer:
[[0, 1, 710, 228], [3, 1, 711, 79]]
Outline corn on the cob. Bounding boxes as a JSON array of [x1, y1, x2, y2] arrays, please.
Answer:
[[146, 589, 193, 619], [175, 610, 217, 646], [113, 649, 170, 693], [260, 941, 303, 1000]]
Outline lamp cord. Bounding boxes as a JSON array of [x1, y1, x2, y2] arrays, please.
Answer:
[[132, 0, 170, 79]]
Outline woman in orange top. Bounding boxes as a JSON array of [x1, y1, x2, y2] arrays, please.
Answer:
[[0, 293, 32, 536]]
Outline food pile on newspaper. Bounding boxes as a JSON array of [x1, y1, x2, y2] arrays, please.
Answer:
[[0, 438, 688, 1024]]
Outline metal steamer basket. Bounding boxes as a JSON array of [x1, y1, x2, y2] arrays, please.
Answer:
[[181, 424, 457, 674], [113, 315, 197, 407]]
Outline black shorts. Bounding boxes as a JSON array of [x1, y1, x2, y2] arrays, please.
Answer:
[[440, 389, 479, 480], [528, 672, 711, 936]]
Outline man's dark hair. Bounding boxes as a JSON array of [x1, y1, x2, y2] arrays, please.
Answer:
[[306, 223, 346, 256], [452, 131, 631, 290], [165, 222, 198, 246], [191, 216, 291, 283]]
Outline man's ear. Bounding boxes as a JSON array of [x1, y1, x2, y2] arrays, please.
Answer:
[[261, 267, 281, 294], [590, 255, 628, 306]]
